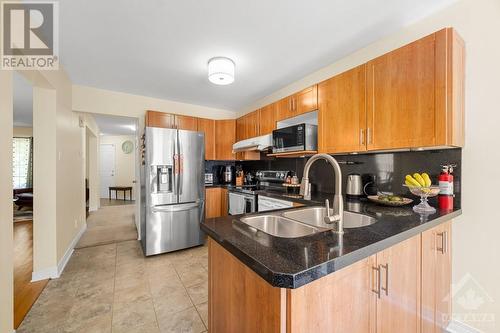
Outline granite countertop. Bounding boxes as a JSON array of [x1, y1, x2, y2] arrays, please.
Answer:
[[201, 191, 461, 289]]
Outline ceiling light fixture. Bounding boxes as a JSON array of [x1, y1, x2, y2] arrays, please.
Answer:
[[208, 57, 235, 85]]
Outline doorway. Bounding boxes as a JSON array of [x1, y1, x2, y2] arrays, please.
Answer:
[[12, 72, 48, 329], [99, 143, 116, 199], [76, 113, 140, 249]]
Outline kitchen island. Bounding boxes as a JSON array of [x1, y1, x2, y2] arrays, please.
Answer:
[[201, 194, 460, 333]]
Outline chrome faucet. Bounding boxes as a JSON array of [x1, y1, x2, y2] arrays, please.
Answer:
[[300, 153, 344, 234]]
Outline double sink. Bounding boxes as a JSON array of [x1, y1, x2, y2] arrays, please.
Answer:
[[239, 206, 377, 238]]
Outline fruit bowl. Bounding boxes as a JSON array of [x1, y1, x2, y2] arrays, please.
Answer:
[[403, 185, 440, 213]]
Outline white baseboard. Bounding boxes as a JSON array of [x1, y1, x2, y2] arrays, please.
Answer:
[[31, 222, 87, 282], [447, 320, 483, 333]]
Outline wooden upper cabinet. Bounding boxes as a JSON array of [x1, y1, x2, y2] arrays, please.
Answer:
[[146, 110, 198, 131], [277, 85, 318, 121], [366, 28, 464, 150], [259, 103, 278, 136], [198, 118, 215, 160], [146, 110, 175, 128], [422, 221, 452, 333], [295, 85, 318, 115], [175, 115, 198, 131], [246, 111, 260, 138], [215, 119, 236, 160], [318, 65, 367, 154], [376, 235, 421, 333]]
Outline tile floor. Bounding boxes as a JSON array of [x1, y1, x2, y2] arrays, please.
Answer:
[[18, 241, 209, 333]]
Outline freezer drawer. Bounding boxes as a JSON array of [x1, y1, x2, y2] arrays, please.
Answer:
[[143, 201, 205, 256]]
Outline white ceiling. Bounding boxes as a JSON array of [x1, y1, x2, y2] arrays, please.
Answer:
[[13, 72, 33, 127], [92, 114, 137, 136], [58, 0, 455, 111]]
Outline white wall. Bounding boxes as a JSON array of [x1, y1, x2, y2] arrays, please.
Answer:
[[99, 135, 137, 200], [242, 0, 500, 331], [0, 70, 14, 333]]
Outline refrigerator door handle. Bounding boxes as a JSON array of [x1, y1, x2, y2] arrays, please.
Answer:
[[178, 137, 183, 196], [152, 201, 201, 213]]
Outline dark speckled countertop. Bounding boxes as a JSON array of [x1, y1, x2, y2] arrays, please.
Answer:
[[201, 191, 461, 289]]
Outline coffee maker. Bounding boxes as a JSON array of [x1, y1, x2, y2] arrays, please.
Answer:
[[223, 165, 234, 184]]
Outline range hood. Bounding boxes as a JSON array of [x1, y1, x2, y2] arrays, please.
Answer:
[[232, 134, 272, 153]]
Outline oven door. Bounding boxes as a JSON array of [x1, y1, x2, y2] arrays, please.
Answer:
[[272, 124, 304, 153], [228, 192, 255, 215]]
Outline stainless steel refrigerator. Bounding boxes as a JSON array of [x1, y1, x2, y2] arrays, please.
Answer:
[[140, 127, 205, 256]]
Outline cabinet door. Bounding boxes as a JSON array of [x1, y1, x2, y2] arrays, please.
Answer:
[[198, 118, 215, 160], [288, 256, 376, 333], [246, 111, 259, 138], [376, 235, 421, 333], [318, 65, 366, 153], [276, 96, 294, 121], [215, 120, 236, 160], [146, 110, 175, 128], [259, 103, 278, 136], [422, 222, 452, 333], [366, 34, 437, 150], [205, 188, 222, 218], [175, 115, 198, 131], [220, 188, 228, 217], [294, 85, 318, 115]]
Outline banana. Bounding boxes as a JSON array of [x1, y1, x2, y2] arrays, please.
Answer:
[[421, 173, 432, 187], [413, 173, 426, 187], [405, 175, 421, 187]]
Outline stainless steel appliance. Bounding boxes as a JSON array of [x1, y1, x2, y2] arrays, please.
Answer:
[[346, 173, 363, 197], [141, 127, 205, 256], [272, 123, 317, 153], [227, 170, 292, 215], [223, 165, 234, 184], [204, 173, 213, 185], [228, 189, 256, 215]]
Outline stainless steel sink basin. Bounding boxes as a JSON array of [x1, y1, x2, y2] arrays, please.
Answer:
[[239, 215, 319, 238], [282, 207, 377, 229]]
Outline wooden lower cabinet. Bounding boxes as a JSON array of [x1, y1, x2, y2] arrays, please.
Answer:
[[209, 224, 452, 333], [205, 187, 229, 219], [287, 256, 376, 333], [422, 221, 452, 332], [376, 235, 421, 333], [208, 238, 285, 333]]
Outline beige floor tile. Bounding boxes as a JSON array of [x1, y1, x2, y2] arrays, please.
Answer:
[[62, 313, 112, 333], [153, 288, 193, 317], [195, 302, 208, 328], [186, 281, 208, 305], [112, 298, 157, 331], [112, 321, 160, 333], [113, 282, 150, 304], [114, 271, 148, 292], [148, 272, 185, 296], [178, 265, 207, 288], [157, 307, 205, 333]]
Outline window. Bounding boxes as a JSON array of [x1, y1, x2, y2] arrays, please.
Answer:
[[12, 137, 33, 189]]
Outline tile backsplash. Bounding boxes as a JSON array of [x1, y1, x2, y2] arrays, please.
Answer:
[[238, 148, 462, 204]]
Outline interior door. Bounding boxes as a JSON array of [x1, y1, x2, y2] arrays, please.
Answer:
[[177, 130, 204, 204], [99, 144, 115, 198]]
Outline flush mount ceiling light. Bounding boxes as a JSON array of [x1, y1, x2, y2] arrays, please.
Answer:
[[208, 57, 235, 85]]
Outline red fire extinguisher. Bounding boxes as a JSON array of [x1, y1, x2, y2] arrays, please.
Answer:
[[438, 165, 454, 210]]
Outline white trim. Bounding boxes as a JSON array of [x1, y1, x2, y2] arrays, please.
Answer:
[[31, 223, 87, 282], [447, 320, 483, 333]]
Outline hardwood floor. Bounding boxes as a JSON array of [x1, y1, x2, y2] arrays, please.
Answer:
[[14, 221, 48, 329]]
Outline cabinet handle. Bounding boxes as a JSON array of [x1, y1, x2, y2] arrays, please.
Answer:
[[437, 231, 448, 254], [372, 266, 381, 298], [293, 98, 296, 112], [380, 264, 389, 296], [289, 99, 292, 112], [367, 128, 372, 144], [360, 129, 365, 145]]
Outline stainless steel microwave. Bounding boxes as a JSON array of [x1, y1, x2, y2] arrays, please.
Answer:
[[272, 123, 318, 153]]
